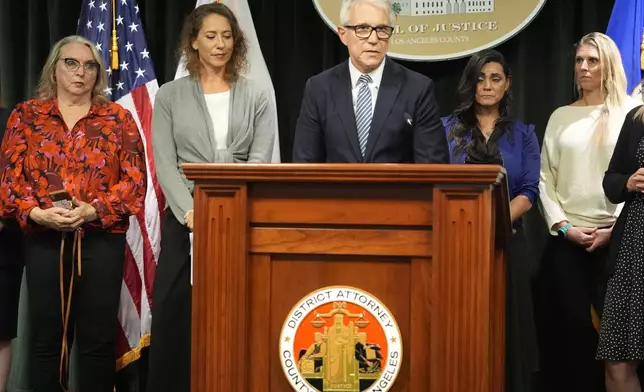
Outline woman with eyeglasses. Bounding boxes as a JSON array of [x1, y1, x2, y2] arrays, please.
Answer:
[[0, 35, 147, 392]]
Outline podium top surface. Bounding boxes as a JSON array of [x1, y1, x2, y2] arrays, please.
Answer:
[[183, 163, 506, 185]]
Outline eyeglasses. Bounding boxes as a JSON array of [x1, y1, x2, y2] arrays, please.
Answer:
[[344, 24, 394, 39], [60, 58, 100, 74]]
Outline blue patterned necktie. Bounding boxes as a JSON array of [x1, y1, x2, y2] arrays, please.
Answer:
[[356, 74, 373, 158]]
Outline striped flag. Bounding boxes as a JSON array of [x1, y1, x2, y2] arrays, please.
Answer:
[[76, 0, 163, 372], [606, 0, 644, 98], [175, 0, 281, 163]]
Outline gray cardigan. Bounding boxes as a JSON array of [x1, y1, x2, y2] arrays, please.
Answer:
[[152, 75, 275, 224]]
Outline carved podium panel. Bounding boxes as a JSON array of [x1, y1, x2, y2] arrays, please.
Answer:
[[183, 164, 510, 392]]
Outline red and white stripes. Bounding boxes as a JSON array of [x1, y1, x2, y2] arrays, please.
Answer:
[[115, 80, 163, 369]]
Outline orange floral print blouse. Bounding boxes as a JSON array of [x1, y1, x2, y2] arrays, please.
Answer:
[[0, 98, 147, 233]]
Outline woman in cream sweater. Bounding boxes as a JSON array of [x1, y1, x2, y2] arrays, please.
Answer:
[[535, 32, 642, 392]]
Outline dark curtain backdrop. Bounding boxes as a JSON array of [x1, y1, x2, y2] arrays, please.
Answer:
[[0, 0, 616, 152], [0, 0, 619, 260], [0, 0, 618, 390]]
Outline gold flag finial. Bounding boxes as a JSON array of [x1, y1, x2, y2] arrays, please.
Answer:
[[111, 0, 119, 70]]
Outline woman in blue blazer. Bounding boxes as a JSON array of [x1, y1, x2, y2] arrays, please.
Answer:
[[443, 49, 541, 392]]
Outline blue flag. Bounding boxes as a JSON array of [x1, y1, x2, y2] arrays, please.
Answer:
[[606, 0, 644, 94]]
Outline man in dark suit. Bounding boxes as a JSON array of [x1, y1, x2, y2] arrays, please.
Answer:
[[293, 0, 449, 163]]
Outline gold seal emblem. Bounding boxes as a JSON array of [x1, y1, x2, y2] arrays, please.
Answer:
[[279, 286, 402, 392], [312, 0, 546, 61]]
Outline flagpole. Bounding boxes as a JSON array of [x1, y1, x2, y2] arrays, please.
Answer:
[[111, 0, 119, 70]]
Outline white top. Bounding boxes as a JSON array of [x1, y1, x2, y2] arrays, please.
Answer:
[[538, 97, 643, 234], [348, 58, 385, 115], [204, 91, 230, 150]]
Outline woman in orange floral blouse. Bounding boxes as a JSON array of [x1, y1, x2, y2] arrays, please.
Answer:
[[0, 35, 147, 392]]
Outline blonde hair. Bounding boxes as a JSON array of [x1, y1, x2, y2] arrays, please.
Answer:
[[575, 32, 628, 145], [635, 105, 644, 122], [36, 35, 108, 104]]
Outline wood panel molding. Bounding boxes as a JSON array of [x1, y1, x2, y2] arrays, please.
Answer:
[[249, 182, 434, 226], [183, 163, 506, 184], [430, 186, 504, 392], [250, 227, 432, 257], [192, 183, 249, 392], [184, 164, 510, 392]]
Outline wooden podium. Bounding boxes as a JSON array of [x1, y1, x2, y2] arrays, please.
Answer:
[[183, 163, 511, 392]]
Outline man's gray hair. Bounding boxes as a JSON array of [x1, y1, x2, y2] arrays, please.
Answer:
[[339, 0, 396, 26]]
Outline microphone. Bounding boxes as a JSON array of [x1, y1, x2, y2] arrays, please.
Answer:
[[404, 112, 413, 128]]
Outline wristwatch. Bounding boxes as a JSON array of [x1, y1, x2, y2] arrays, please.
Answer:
[[557, 223, 573, 238]]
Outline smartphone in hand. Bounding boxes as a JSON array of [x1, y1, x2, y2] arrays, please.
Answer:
[[50, 190, 73, 210]]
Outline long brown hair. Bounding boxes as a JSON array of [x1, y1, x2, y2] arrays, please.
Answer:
[[36, 35, 108, 104], [447, 49, 514, 158], [177, 3, 248, 80]]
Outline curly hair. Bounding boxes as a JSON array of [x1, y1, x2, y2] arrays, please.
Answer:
[[447, 49, 514, 158], [177, 3, 248, 80]]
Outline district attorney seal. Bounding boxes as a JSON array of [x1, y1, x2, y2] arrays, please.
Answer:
[[279, 286, 402, 392], [312, 0, 546, 61]]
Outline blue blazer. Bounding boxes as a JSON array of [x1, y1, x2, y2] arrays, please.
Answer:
[[443, 116, 540, 204], [293, 57, 449, 163]]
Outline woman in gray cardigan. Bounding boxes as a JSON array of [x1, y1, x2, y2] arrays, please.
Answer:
[[146, 4, 275, 392]]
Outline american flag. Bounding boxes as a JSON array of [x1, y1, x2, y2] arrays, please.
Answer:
[[76, 0, 163, 371]]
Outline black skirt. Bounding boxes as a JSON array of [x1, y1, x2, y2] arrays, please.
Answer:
[[0, 218, 24, 340], [506, 224, 539, 392]]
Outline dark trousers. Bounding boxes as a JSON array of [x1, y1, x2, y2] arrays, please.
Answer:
[[533, 235, 608, 392], [146, 211, 191, 392], [24, 230, 125, 392], [0, 218, 24, 340], [506, 225, 539, 392]]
